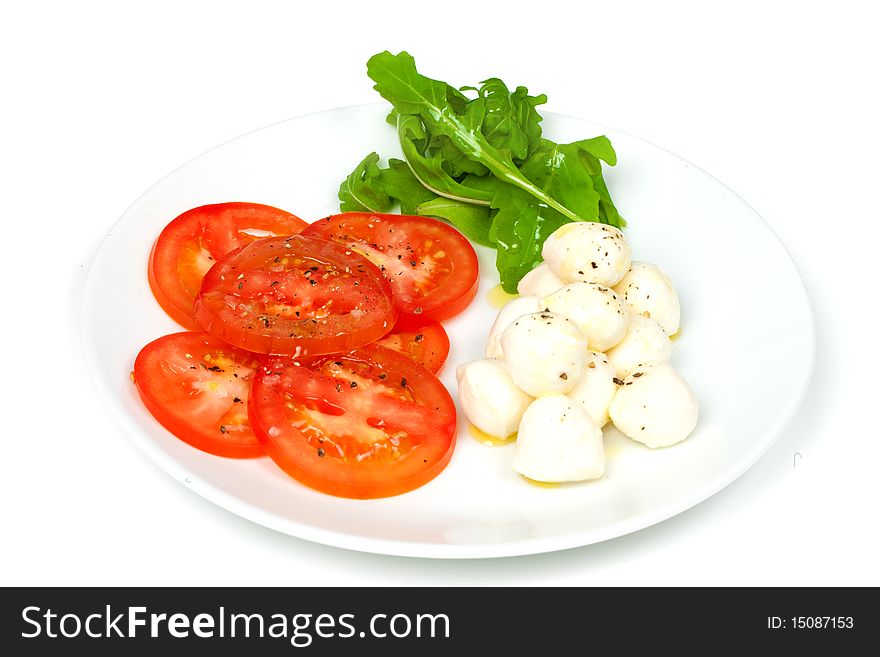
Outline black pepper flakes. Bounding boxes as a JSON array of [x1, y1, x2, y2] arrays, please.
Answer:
[[415, 334, 424, 342], [309, 279, 317, 286], [632, 372, 644, 378], [233, 397, 242, 403], [317, 448, 325, 457], [559, 372, 568, 380], [591, 261, 598, 269], [613, 377, 624, 385], [401, 377, 407, 387], [350, 381, 358, 389]]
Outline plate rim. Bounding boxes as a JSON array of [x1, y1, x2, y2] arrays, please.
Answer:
[[80, 103, 816, 559]]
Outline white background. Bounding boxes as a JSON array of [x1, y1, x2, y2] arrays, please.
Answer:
[[2, 0, 878, 586]]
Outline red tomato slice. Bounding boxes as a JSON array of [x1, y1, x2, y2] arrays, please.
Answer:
[[301, 213, 479, 325], [249, 344, 457, 499], [374, 320, 450, 374], [149, 202, 308, 329], [195, 235, 397, 356], [133, 332, 264, 458]]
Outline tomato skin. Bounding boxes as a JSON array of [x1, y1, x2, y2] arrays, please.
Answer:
[[374, 320, 450, 374], [195, 235, 397, 356], [149, 202, 307, 329], [133, 332, 265, 458], [249, 344, 456, 499], [302, 213, 479, 325]]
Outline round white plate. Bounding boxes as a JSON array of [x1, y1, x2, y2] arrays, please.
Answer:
[[82, 104, 813, 558]]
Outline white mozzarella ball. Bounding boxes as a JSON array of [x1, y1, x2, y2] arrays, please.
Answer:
[[542, 222, 631, 286], [542, 282, 629, 352], [485, 295, 543, 360], [613, 262, 681, 336], [608, 363, 699, 448], [456, 359, 532, 439], [501, 311, 587, 397], [605, 315, 672, 378], [566, 351, 618, 427], [517, 262, 566, 297], [512, 395, 605, 482]]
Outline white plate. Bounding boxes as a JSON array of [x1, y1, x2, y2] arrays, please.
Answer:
[[82, 104, 813, 558]]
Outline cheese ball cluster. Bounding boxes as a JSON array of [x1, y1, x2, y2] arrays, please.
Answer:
[[457, 221, 699, 484]]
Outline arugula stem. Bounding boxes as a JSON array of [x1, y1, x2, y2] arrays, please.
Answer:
[[401, 157, 492, 207]]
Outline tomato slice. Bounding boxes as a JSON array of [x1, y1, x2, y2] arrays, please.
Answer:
[[301, 213, 479, 325], [195, 235, 397, 356], [149, 202, 308, 329], [249, 344, 457, 498], [374, 320, 450, 374], [133, 332, 264, 458]]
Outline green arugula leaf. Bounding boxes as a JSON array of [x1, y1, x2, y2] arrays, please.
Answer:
[[490, 184, 570, 292], [367, 51, 600, 225], [379, 158, 436, 214], [518, 139, 601, 222], [572, 135, 617, 166], [479, 78, 546, 161], [416, 197, 493, 247], [591, 173, 624, 227], [397, 113, 493, 205], [337, 152, 392, 213]]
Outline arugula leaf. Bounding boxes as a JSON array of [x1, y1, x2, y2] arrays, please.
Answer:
[[397, 113, 493, 205], [592, 173, 624, 227], [337, 152, 392, 213], [416, 196, 493, 247], [518, 140, 600, 222], [378, 158, 436, 214], [490, 185, 570, 292], [367, 51, 600, 225], [479, 78, 546, 161]]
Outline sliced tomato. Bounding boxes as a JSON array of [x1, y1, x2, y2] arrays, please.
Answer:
[[249, 344, 457, 498], [195, 235, 396, 356], [374, 320, 450, 374], [301, 213, 479, 326], [149, 202, 308, 329], [133, 332, 264, 458]]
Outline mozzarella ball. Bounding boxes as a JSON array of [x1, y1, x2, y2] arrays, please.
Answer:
[[485, 295, 543, 360], [542, 282, 629, 352], [609, 363, 699, 448], [456, 359, 532, 439], [501, 311, 587, 397], [542, 222, 631, 286], [605, 315, 672, 378], [512, 395, 605, 482], [613, 262, 681, 336], [566, 351, 618, 427], [517, 262, 565, 297]]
